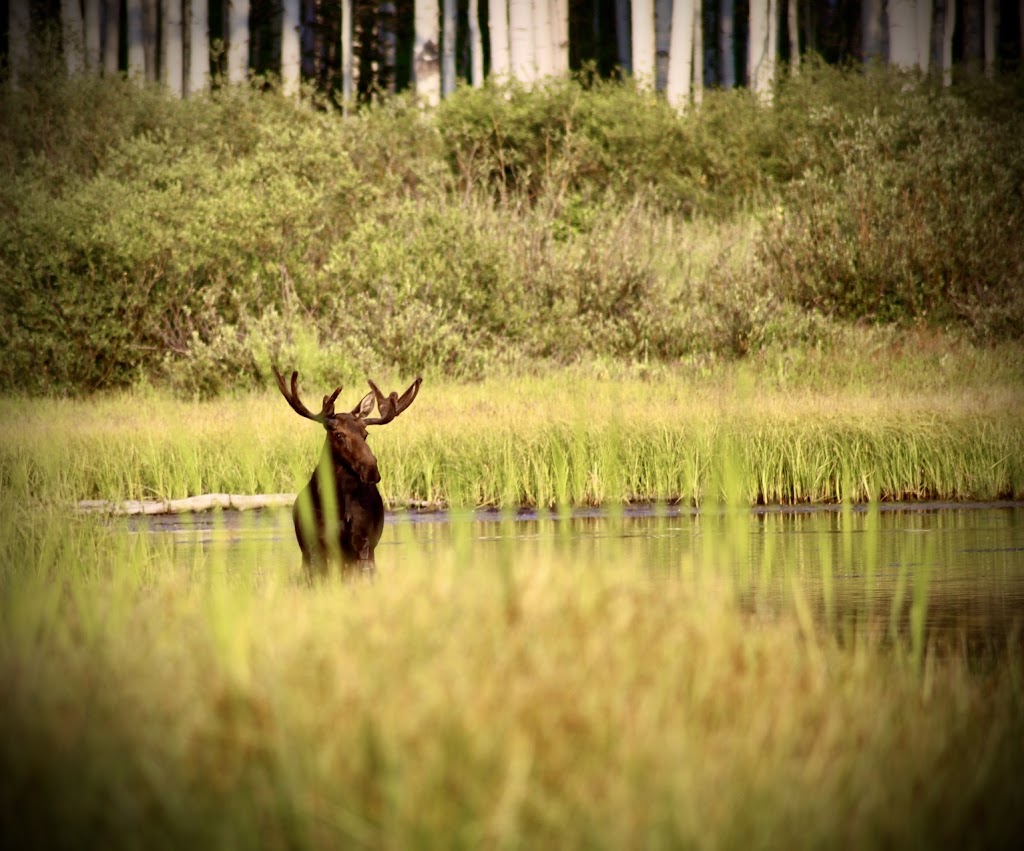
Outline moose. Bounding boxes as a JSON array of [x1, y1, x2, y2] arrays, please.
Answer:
[[273, 367, 422, 577]]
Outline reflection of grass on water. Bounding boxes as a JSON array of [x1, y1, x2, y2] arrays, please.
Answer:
[[2, 498, 1023, 849]]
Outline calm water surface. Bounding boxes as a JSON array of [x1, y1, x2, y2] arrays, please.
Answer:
[[143, 503, 1024, 650]]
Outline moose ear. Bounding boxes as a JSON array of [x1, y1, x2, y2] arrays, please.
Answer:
[[353, 391, 376, 419]]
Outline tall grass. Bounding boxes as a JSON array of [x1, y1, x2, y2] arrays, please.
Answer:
[[3, 362, 1022, 509], [2, 500, 1023, 849]]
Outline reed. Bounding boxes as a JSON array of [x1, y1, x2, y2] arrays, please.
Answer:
[[1, 503, 1021, 850], [2, 368, 1022, 510]]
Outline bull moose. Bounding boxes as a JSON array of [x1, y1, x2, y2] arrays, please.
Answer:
[[273, 367, 422, 577]]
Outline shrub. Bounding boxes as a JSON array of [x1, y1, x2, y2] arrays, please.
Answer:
[[760, 83, 1024, 340]]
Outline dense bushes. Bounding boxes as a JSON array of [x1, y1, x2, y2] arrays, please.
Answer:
[[1, 66, 1021, 395], [762, 81, 1024, 337]]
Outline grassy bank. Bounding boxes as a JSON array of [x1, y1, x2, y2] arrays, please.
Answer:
[[2, 339, 1023, 509], [1, 503, 1022, 849]]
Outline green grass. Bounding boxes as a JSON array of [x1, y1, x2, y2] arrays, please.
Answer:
[[3, 347, 1024, 847], [1, 502, 1023, 849], [2, 341, 1023, 509]]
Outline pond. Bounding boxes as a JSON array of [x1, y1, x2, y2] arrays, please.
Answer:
[[140, 502, 1024, 653]]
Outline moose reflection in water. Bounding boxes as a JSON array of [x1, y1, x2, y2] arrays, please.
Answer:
[[273, 367, 422, 578]]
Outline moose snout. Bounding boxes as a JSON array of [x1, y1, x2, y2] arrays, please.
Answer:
[[361, 463, 381, 485]]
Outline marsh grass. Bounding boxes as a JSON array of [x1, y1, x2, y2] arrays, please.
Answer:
[[2, 357, 1022, 510], [2, 498, 1023, 850]]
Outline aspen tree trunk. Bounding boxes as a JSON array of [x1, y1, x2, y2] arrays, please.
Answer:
[[666, 0, 695, 108], [62, 0, 86, 75], [747, 0, 776, 101], [188, 0, 209, 95], [227, 0, 250, 84], [489, 0, 511, 79], [534, 0, 553, 78], [631, 0, 656, 86], [916, 0, 933, 72], [341, 0, 354, 107], [509, 0, 536, 84], [280, 0, 301, 96], [414, 0, 441, 105], [442, 0, 456, 95], [163, 0, 184, 96], [941, 0, 956, 85], [126, 0, 146, 80], [468, 0, 484, 85], [693, 0, 703, 103], [551, 0, 570, 75], [862, 0, 884, 64], [143, 0, 157, 81], [719, 0, 735, 88], [787, 0, 799, 71], [887, 0, 918, 69], [103, 0, 120, 75], [84, 0, 102, 70]]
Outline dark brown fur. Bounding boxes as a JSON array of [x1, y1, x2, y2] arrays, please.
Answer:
[[273, 368, 421, 578]]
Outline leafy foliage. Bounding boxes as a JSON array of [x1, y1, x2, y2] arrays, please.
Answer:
[[1, 67, 1022, 395]]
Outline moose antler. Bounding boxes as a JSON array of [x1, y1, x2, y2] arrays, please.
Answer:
[[363, 376, 423, 426], [272, 367, 343, 424]]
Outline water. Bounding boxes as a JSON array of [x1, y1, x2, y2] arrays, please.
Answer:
[[141, 502, 1024, 652]]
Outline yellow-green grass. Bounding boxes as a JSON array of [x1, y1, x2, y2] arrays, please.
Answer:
[[1, 503, 1022, 850], [2, 356, 1023, 509]]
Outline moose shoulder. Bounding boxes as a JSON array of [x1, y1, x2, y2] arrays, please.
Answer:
[[273, 367, 422, 578]]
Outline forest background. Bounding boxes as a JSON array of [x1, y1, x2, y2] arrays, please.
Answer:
[[1, 0, 1022, 397]]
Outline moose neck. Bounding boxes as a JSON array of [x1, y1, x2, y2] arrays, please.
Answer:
[[321, 441, 376, 496]]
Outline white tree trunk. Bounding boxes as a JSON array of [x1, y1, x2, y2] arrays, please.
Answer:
[[469, 0, 484, 85], [84, 0, 102, 70], [787, 0, 799, 71], [666, 0, 695, 109], [615, 0, 631, 73], [693, 0, 703, 103], [509, 0, 536, 84], [126, 0, 146, 81], [442, 0, 456, 95], [984, 0, 998, 76], [489, 0, 511, 79], [631, 0, 656, 86], [535, 0, 555, 79], [188, 0, 209, 95], [280, 0, 301, 96], [162, 0, 184, 96], [916, 0, 933, 72], [550, 0, 569, 75], [227, 0, 250, 84], [941, 0, 956, 85], [143, 0, 157, 81], [747, 0, 776, 101], [655, 0, 672, 90], [719, 0, 735, 88], [341, 0, 354, 106], [862, 0, 885, 64], [103, 0, 120, 76], [414, 0, 441, 105], [62, 0, 86, 75], [887, 0, 918, 69]]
